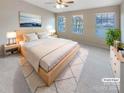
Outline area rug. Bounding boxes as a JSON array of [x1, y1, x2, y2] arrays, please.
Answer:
[[19, 48, 87, 93]]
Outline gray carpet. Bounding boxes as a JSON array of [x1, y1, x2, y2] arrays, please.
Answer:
[[20, 50, 85, 93], [0, 44, 118, 93], [0, 54, 31, 93], [76, 44, 119, 93]]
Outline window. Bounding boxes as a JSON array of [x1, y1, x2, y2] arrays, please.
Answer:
[[96, 12, 116, 38], [58, 16, 66, 32], [72, 15, 84, 34]]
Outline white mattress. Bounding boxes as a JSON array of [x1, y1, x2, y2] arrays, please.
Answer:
[[22, 37, 78, 72]]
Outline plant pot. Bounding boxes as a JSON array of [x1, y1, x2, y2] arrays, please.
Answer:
[[114, 40, 120, 49]]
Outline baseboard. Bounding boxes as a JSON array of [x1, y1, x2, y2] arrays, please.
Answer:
[[79, 40, 109, 50]]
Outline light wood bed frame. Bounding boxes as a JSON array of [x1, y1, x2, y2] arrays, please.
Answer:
[[16, 29, 80, 86]]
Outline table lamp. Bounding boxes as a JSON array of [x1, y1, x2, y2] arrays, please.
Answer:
[[49, 29, 56, 35], [6, 32, 16, 45]]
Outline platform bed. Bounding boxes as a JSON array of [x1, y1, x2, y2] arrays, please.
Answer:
[[17, 29, 80, 86], [37, 45, 79, 86]]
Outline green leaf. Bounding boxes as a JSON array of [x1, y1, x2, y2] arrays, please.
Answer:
[[105, 28, 121, 46]]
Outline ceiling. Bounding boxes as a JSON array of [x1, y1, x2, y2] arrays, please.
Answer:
[[23, 0, 122, 13]]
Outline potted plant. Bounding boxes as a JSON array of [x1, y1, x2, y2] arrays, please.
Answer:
[[105, 28, 121, 57], [105, 28, 121, 47]]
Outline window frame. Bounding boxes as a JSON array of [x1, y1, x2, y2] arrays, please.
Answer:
[[95, 12, 116, 38], [72, 15, 84, 35], [57, 16, 66, 32]]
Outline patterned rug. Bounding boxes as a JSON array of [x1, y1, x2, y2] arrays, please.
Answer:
[[19, 48, 87, 93]]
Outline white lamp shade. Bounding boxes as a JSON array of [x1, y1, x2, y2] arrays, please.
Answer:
[[49, 29, 56, 35], [47, 25, 52, 30], [50, 29, 56, 33], [6, 32, 16, 38]]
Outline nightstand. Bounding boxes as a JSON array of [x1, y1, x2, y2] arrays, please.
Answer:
[[50, 34, 58, 38], [4, 44, 20, 56]]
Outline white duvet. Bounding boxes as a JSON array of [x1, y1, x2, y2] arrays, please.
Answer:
[[22, 37, 78, 72]]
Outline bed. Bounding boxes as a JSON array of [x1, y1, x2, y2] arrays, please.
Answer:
[[16, 29, 80, 86]]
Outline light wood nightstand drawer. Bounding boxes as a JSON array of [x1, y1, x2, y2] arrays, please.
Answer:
[[5, 44, 19, 50], [49, 34, 58, 38], [4, 44, 20, 56]]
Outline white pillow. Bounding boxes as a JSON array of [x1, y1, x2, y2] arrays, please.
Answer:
[[37, 32, 49, 39], [23, 33, 38, 42]]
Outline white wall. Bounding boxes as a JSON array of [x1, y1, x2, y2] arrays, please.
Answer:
[[56, 6, 120, 48], [0, 0, 55, 45], [121, 1, 124, 43], [0, 0, 55, 56]]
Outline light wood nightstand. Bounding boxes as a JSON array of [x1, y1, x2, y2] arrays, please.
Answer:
[[4, 44, 20, 56], [50, 34, 58, 38]]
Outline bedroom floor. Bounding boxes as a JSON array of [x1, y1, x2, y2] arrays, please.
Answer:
[[0, 44, 119, 93]]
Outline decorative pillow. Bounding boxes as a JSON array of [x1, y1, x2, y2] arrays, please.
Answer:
[[37, 32, 49, 39], [23, 33, 38, 42]]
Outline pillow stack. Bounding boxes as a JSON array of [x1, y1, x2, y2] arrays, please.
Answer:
[[23, 32, 49, 42], [23, 33, 38, 42], [36, 32, 49, 39]]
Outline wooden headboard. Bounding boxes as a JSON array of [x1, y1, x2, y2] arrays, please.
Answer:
[[16, 29, 47, 43]]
